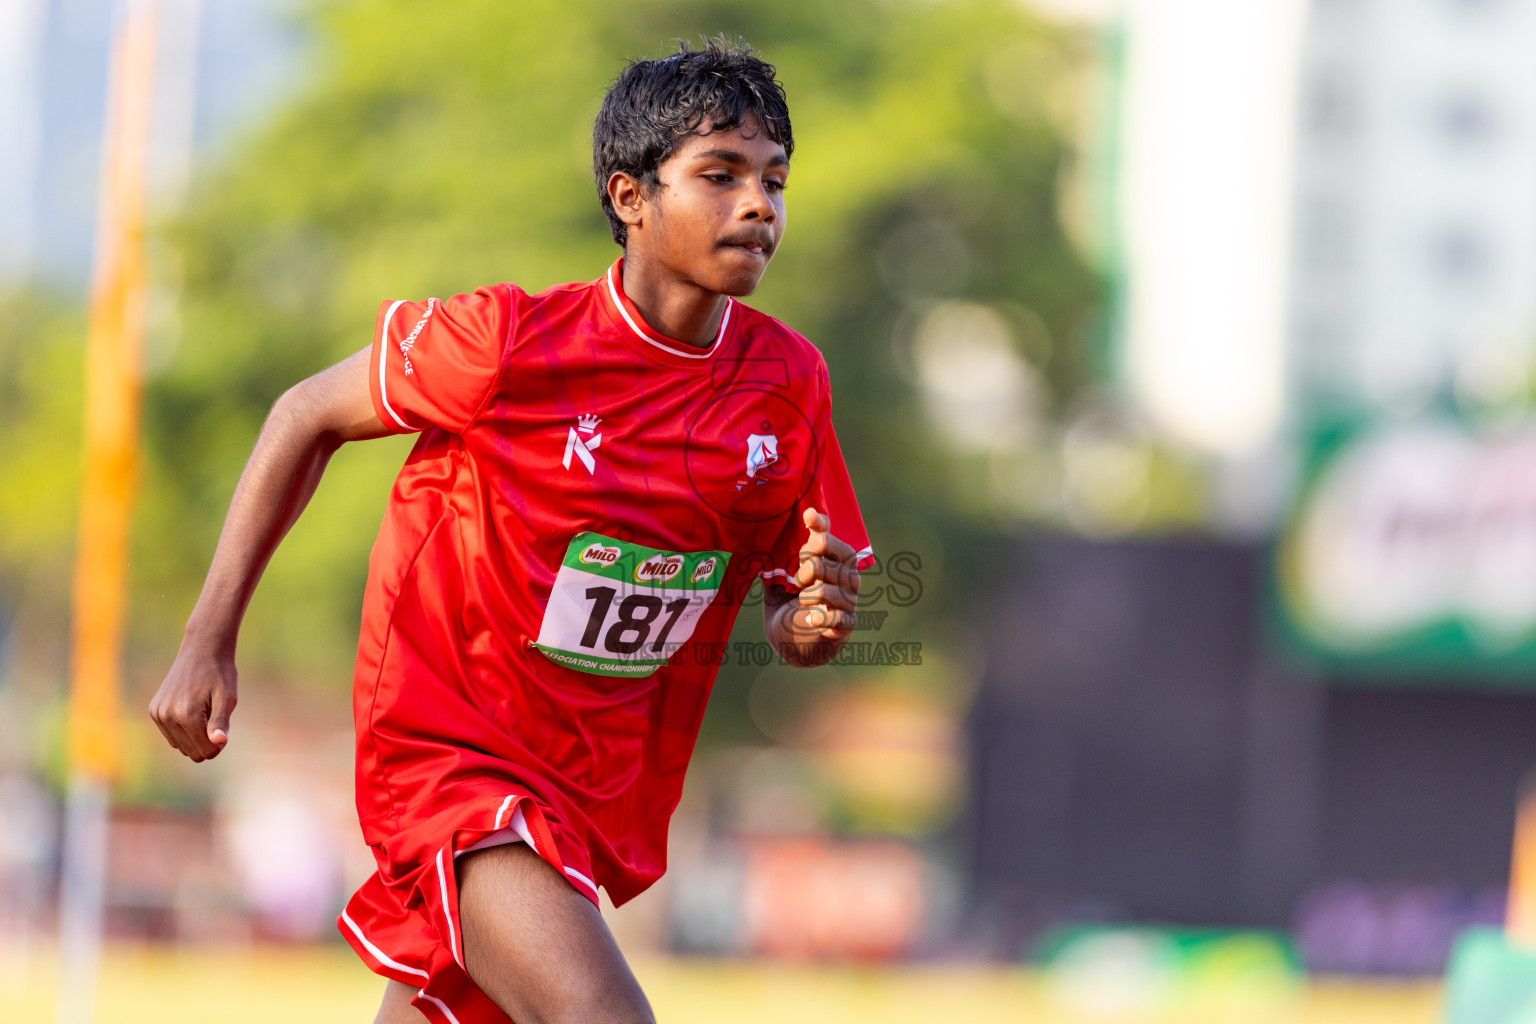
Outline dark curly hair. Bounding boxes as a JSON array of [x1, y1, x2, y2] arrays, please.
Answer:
[[593, 37, 794, 246]]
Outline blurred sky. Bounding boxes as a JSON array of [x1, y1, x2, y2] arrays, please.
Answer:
[[0, 0, 307, 289]]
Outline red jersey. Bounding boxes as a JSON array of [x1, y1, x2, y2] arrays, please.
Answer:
[[339, 258, 871, 1021]]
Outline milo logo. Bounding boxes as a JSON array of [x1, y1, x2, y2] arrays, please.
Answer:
[[579, 542, 621, 566], [634, 554, 684, 583], [691, 557, 718, 584]]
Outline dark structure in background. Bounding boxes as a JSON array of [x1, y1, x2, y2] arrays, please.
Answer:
[[966, 537, 1536, 969]]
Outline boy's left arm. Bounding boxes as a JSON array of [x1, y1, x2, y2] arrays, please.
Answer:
[[763, 507, 861, 668]]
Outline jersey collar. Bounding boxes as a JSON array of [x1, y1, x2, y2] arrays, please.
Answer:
[[600, 258, 735, 363]]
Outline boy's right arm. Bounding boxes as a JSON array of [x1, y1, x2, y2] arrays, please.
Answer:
[[149, 345, 394, 762]]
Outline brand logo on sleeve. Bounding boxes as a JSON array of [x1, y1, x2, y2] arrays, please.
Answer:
[[398, 297, 436, 376], [563, 414, 603, 475]]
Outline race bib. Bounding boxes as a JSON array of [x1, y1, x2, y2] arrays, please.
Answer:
[[534, 532, 731, 677]]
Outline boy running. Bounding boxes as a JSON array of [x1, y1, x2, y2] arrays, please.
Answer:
[[150, 39, 872, 1024]]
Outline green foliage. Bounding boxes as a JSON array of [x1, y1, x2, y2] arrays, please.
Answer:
[[0, 292, 85, 665], [10, 0, 1103, 704], [0, 294, 83, 573]]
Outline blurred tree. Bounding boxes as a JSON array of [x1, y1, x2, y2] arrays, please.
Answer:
[[0, 293, 85, 674], [7, 0, 1104, 732]]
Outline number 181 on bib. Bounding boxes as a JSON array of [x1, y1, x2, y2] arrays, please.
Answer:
[[533, 532, 731, 677]]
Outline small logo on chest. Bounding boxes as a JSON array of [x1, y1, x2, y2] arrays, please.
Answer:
[[563, 414, 603, 474], [739, 432, 780, 490]]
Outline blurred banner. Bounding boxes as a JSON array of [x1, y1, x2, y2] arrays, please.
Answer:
[[1279, 419, 1536, 676]]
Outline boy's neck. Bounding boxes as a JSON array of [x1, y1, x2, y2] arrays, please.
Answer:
[[619, 250, 729, 349]]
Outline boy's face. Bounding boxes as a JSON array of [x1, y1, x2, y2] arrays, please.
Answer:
[[618, 115, 788, 297]]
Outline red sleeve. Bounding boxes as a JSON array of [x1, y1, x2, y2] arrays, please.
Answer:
[[368, 285, 510, 435], [763, 369, 875, 592]]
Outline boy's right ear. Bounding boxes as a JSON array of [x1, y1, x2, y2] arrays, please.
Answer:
[[607, 172, 646, 232]]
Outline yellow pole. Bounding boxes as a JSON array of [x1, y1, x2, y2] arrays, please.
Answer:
[[1507, 774, 1536, 948], [68, 0, 156, 781], [58, 3, 157, 1022]]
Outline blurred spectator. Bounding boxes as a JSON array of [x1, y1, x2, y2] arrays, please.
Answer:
[[225, 779, 343, 942], [741, 839, 925, 961], [0, 773, 56, 946]]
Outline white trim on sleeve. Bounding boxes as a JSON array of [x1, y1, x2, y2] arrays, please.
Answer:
[[376, 299, 414, 430]]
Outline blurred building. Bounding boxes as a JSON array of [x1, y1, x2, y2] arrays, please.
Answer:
[[1290, 0, 1536, 426]]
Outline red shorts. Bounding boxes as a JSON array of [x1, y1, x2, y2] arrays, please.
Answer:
[[337, 785, 600, 1024]]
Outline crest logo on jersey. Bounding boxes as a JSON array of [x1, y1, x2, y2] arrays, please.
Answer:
[[634, 554, 684, 583], [691, 556, 719, 583], [687, 393, 813, 522], [578, 542, 621, 566], [745, 433, 779, 479], [563, 415, 603, 474]]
